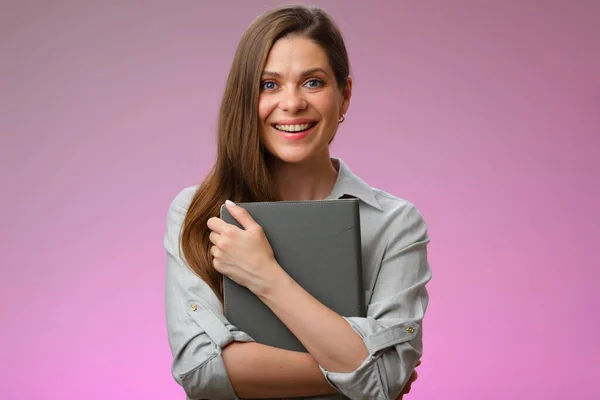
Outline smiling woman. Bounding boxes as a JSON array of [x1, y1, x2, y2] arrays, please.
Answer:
[[163, 5, 431, 400]]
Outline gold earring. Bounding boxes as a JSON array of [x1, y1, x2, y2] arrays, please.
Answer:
[[338, 114, 345, 123]]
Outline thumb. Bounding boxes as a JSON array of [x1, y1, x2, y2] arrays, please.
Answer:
[[225, 200, 257, 230]]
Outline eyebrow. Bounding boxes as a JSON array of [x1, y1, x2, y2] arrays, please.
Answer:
[[262, 67, 331, 79]]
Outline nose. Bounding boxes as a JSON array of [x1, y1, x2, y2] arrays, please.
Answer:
[[278, 88, 307, 113]]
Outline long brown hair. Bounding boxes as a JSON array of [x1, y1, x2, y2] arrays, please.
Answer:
[[180, 5, 351, 302]]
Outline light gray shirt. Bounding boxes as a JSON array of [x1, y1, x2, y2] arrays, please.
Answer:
[[164, 158, 432, 400]]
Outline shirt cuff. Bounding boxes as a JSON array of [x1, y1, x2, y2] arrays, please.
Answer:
[[187, 297, 255, 347], [319, 354, 387, 399], [345, 316, 420, 356], [318, 317, 420, 400]]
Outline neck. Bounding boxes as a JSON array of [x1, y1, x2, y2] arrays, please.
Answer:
[[270, 155, 339, 201]]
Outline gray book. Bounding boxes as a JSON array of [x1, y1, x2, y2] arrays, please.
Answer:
[[220, 198, 366, 353]]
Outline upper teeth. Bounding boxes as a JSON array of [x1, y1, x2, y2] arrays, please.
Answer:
[[275, 123, 312, 132]]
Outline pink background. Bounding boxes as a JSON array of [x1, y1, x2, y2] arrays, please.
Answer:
[[2, 1, 599, 399]]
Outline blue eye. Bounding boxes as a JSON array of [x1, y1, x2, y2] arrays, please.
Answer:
[[305, 79, 323, 89], [261, 81, 277, 91]]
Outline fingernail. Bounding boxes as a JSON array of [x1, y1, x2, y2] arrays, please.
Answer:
[[225, 200, 236, 207]]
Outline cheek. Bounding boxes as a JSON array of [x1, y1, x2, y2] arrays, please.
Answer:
[[258, 95, 277, 123], [313, 93, 341, 120]]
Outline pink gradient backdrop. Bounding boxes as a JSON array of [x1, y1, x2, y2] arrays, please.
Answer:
[[1, 1, 599, 399]]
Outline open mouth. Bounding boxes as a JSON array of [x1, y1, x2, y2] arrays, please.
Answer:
[[272, 122, 317, 133]]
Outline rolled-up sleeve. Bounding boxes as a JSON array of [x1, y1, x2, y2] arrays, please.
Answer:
[[164, 187, 254, 400], [319, 203, 432, 400]]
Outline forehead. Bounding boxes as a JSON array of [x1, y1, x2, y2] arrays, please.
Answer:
[[263, 36, 331, 74]]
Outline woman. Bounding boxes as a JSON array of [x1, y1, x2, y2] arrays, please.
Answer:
[[164, 5, 432, 400]]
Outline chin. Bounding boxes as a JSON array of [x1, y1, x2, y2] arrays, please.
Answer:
[[268, 150, 313, 164], [265, 144, 332, 166]]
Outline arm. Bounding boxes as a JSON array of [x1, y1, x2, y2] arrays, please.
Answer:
[[164, 188, 335, 399], [257, 269, 369, 373], [209, 200, 431, 400], [221, 342, 335, 398], [316, 203, 432, 399]]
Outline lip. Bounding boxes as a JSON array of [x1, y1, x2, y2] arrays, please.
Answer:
[[271, 121, 318, 141], [272, 118, 317, 125]]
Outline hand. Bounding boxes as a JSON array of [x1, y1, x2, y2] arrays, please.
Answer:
[[394, 360, 421, 400], [207, 201, 283, 295]]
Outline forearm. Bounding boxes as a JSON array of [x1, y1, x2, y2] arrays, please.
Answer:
[[222, 341, 337, 398], [258, 270, 368, 373]]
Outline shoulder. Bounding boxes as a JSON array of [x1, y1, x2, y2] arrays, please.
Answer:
[[368, 186, 430, 249], [167, 184, 200, 216], [164, 185, 200, 252], [335, 158, 426, 227], [372, 187, 425, 222]]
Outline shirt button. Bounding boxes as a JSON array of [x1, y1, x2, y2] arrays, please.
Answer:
[[190, 303, 197, 311], [406, 326, 414, 334]]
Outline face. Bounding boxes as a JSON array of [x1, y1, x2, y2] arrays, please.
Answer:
[[258, 35, 352, 165]]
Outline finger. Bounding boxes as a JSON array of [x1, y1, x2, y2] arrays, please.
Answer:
[[404, 371, 418, 395], [213, 259, 225, 274], [407, 373, 417, 386], [210, 245, 228, 260], [209, 231, 221, 246], [210, 247, 226, 273], [207, 216, 231, 234], [210, 245, 218, 258], [224, 200, 258, 230], [401, 374, 415, 394]]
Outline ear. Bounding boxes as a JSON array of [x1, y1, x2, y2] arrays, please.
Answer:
[[340, 75, 353, 116]]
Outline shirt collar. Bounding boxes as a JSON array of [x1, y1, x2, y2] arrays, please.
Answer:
[[327, 158, 383, 211]]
